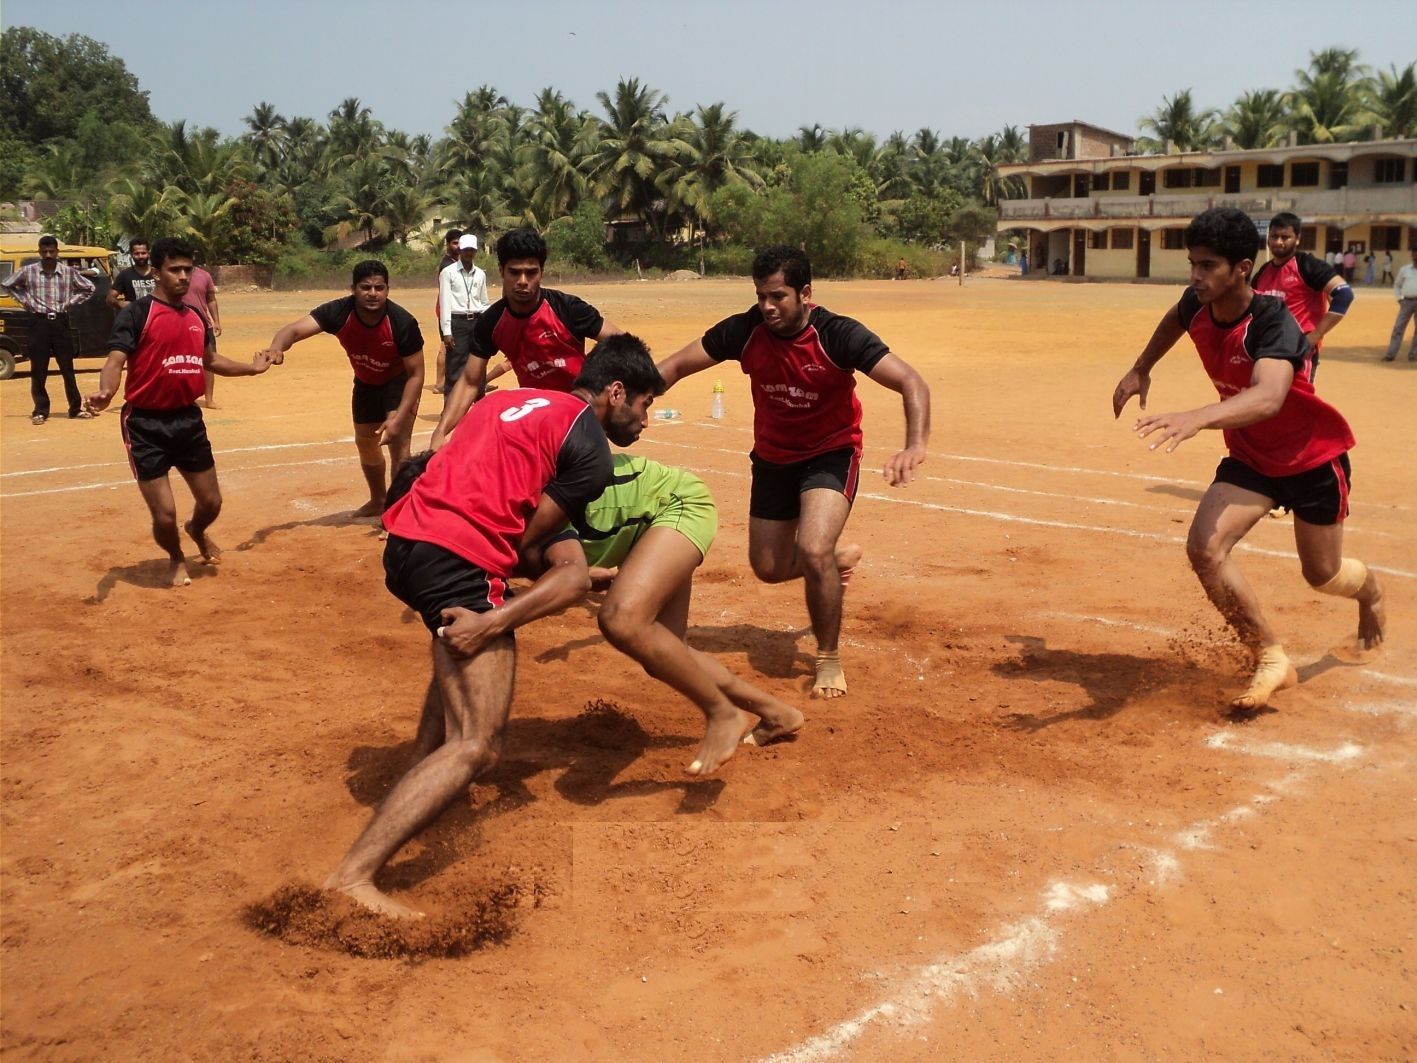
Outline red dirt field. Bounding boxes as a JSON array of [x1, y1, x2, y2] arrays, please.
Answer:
[[2, 276, 1414, 1060]]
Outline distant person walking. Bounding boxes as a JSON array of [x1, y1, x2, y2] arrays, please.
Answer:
[[0, 234, 95, 424], [1383, 248, 1417, 363], [1363, 252, 1375, 285], [185, 263, 222, 409]]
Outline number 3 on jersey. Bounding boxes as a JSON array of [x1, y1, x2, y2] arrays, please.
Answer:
[[499, 396, 552, 422]]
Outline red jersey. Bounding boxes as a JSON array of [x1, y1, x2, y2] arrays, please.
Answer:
[[470, 289, 604, 391], [1176, 289, 1354, 477], [310, 296, 423, 385], [382, 389, 612, 578], [1251, 251, 1335, 334], [107, 296, 211, 410], [702, 304, 889, 464]]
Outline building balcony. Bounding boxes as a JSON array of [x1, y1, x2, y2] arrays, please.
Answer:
[[998, 184, 1417, 226]]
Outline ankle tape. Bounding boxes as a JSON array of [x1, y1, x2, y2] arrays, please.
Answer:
[[1316, 558, 1367, 598]]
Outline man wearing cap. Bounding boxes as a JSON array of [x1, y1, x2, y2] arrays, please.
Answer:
[[439, 234, 491, 394]]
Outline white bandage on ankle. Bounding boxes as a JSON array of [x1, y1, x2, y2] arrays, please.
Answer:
[[1316, 558, 1368, 598]]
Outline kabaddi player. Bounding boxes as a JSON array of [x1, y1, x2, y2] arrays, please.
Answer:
[[1112, 207, 1384, 711], [431, 227, 621, 447], [86, 238, 273, 587], [324, 335, 663, 918], [656, 246, 931, 699], [1251, 211, 1352, 382], [259, 261, 424, 516]]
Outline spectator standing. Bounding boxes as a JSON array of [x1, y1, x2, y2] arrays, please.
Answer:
[[0, 234, 95, 424], [185, 264, 222, 408], [1382, 248, 1417, 362]]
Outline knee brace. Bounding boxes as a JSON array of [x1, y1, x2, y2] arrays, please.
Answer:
[[1316, 558, 1368, 598]]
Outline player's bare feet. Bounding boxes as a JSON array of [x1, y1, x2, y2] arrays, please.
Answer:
[[1230, 644, 1297, 711], [812, 650, 847, 699], [686, 708, 756, 776], [742, 703, 805, 747], [1358, 575, 1386, 651], [195, 398, 219, 410], [353, 499, 383, 518], [326, 878, 424, 920], [836, 543, 863, 587], [165, 557, 192, 587], [184, 521, 221, 565]]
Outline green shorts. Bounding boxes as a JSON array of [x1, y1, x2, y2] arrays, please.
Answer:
[[578, 456, 718, 569]]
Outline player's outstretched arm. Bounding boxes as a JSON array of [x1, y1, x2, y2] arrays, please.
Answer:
[[430, 357, 488, 450], [257, 315, 322, 365], [85, 350, 130, 413], [1113, 304, 1184, 418], [656, 340, 717, 390], [207, 343, 273, 377], [1134, 358, 1293, 454], [866, 353, 931, 486]]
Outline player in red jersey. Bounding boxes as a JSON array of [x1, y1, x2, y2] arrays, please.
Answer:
[[657, 246, 931, 699], [1251, 211, 1353, 382], [431, 227, 621, 447], [1113, 208, 1384, 712], [86, 238, 273, 587], [259, 261, 425, 516], [323, 336, 664, 918]]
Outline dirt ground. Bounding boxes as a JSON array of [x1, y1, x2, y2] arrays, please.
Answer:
[[2, 274, 1414, 1060]]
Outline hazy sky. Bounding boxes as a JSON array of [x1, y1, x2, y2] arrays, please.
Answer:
[[7, 1, 1415, 142]]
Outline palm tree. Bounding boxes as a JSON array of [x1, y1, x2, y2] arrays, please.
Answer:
[[176, 190, 237, 262], [1221, 89, 1288, 149], [322, 155, 393, 246], [1364, 62, 1417, 138], [1287, 49, 1370, 143], [1139, 89, 1218, 151], [383, 185, 438, 245], [450, 167, 513, 235], [243, 102, 287, 175], [795, 124, 826, 152], [110, 178, 180, 240], [658, 102, 764, 237], [971, 132, 1026, 206], [327, 97, 382, 160], [520, 88, 595, 220], [591, 78, 690, 237]]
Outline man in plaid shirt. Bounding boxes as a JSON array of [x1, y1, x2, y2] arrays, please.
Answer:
[[1, 234, 96, 424]]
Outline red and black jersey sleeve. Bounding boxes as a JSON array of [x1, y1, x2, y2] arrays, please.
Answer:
[[385, 300, 425, 357], [812, 308, 890, 372], [310, 296, 354, 334], [1244, 296, 1309, 370], [1176, 287, 1203, 330], [469, 301, 505, 359], [1295, 252, 1337, 292], [108, 298, 151, 354], [701, 307, 761, 361], [545, 408, 614, 521], [542, 289, 604, 340]]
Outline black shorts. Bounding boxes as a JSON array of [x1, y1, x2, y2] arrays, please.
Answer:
[[749, 446, 862, 521], [1214, 453, 1352, 526], [383, 534, 512, 633], [121, 404, 214, 482], [352, 374, 408, 426]]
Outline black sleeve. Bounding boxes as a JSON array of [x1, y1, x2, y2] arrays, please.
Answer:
[[812, 309, 891, 372], [1244, 297, 1308, 370], [544, 289, 604, 340], [1296, 252, 1337, 292], [701, 308, 761, 362], [388, 302, 424, 356], [1176, 287, 1202, 330], [309, 297, 352, 334], [468, 302, 503, 359], [107, 299, 150, 354], [545, 408, 613, 522]]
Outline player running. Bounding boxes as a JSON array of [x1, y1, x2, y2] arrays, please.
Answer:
[[1113, 207, 1384, 712], [1251, 211, 1353, 382]]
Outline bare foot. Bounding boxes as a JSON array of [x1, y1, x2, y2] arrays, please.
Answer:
[[836, 543, 863, 588], [184, 521, 221, 566], [1358, 575, 1386, 651], [196, 398, 220, 410], [812, 651, 847, 699], [1230, 645, 1297, 711], [353, 499, 384, 519], [731, 688, 805, 747], [686, 709, 757, 776], [165, 558, 192, 587], [326, 878, 424, 920]]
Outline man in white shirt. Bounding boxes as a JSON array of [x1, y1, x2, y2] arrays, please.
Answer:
[[438, 234, 491, 392], [1383, 247, 1417, 362]]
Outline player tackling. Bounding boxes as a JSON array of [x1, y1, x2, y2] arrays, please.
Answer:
[[1113, 208, 1384, 711]]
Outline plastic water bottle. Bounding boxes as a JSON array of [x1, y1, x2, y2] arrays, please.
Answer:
[[653, 408, 680, 421], [710, 379, 725, 420]]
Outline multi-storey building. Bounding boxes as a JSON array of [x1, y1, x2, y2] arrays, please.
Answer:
[[997, 120, 1417, 280]]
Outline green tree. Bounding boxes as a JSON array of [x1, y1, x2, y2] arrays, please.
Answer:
[[110, 178, 180, 241], [1366, 62, 1417, 138], [1286, 49, 1370, 143], [1222, 89, 1288, 149], [0, 28, 155, 145], [592, 78, 691, 237], [1139, 89, 1219, 151], [546, 201, 611, 270], [224, 178, 298, 263], [243, 102, 288, 175], [658, 102, 763, 238]]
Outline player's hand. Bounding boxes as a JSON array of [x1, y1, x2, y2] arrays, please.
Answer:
[[250, 352, 274, 373], [1112, 368, 1150, 418], [85, 389, 114, 414], [377, 412, 406, 446], [213, 324, 223, 337], [883, 444, 926, 486], [1134, 409, 1204, 454], [257, 346, 285, 366], [588, 566, 618, 591], [428, 428, 447, 453], [436, 606, 500, 657]]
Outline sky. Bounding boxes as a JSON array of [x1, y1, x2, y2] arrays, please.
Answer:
[[6, 1, 1416, 143]]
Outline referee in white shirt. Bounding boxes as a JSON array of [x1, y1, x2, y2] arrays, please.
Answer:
[[1384, 246, 1417, 362], [438, 234, 491, 391]]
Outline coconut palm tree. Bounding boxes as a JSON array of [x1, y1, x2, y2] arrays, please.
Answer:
[[177, 190, 237, 262], [520, 88, 595, 220], [658, 102, 763, 238], [1139, 89, 1219, 152], [322, 155, 393, 246], [1287, 49, 1370, 143], [110, 178, 180, 240], [1364, 61, 1417, 139], [591, 78, 690, 237], [327, 97, 382, 161], [1221, 89, 1288, 149], [242, 102, 287, 175], [795, 124, 826, 152]]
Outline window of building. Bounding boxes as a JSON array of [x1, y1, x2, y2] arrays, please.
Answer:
[[1091, 173, 1110, 192], [1298, 226, 1319, 251], [1056, 131, 1068, 152], [1160, 229, 1185, 250], [1089, 231, 1109, 249], [1111, 228, 1135, 250], [1194, 168, 1221, 188], [1375, 157, 1408, 183], [1256, 164, 1285, 188], [1112, 171, 1131, 191], [1290, 162, 1320, 187], [1371, 226, 1402, 251], [1163, 169, 1193, 189]]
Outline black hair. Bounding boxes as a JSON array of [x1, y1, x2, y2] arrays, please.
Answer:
[[129, 237, 150, 250], [571, 333, 665, 399], [444, 228, 463, 245], [351, 259, 389, 285], [1184, 207, 1260, 267], [496, 227, 548, 267], [752, 245, 812, 291], [384, 451, 433, 513], [38, 234, 58, 249], [150, 237, 196, 267], [1270, 211, 1302, 233]]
